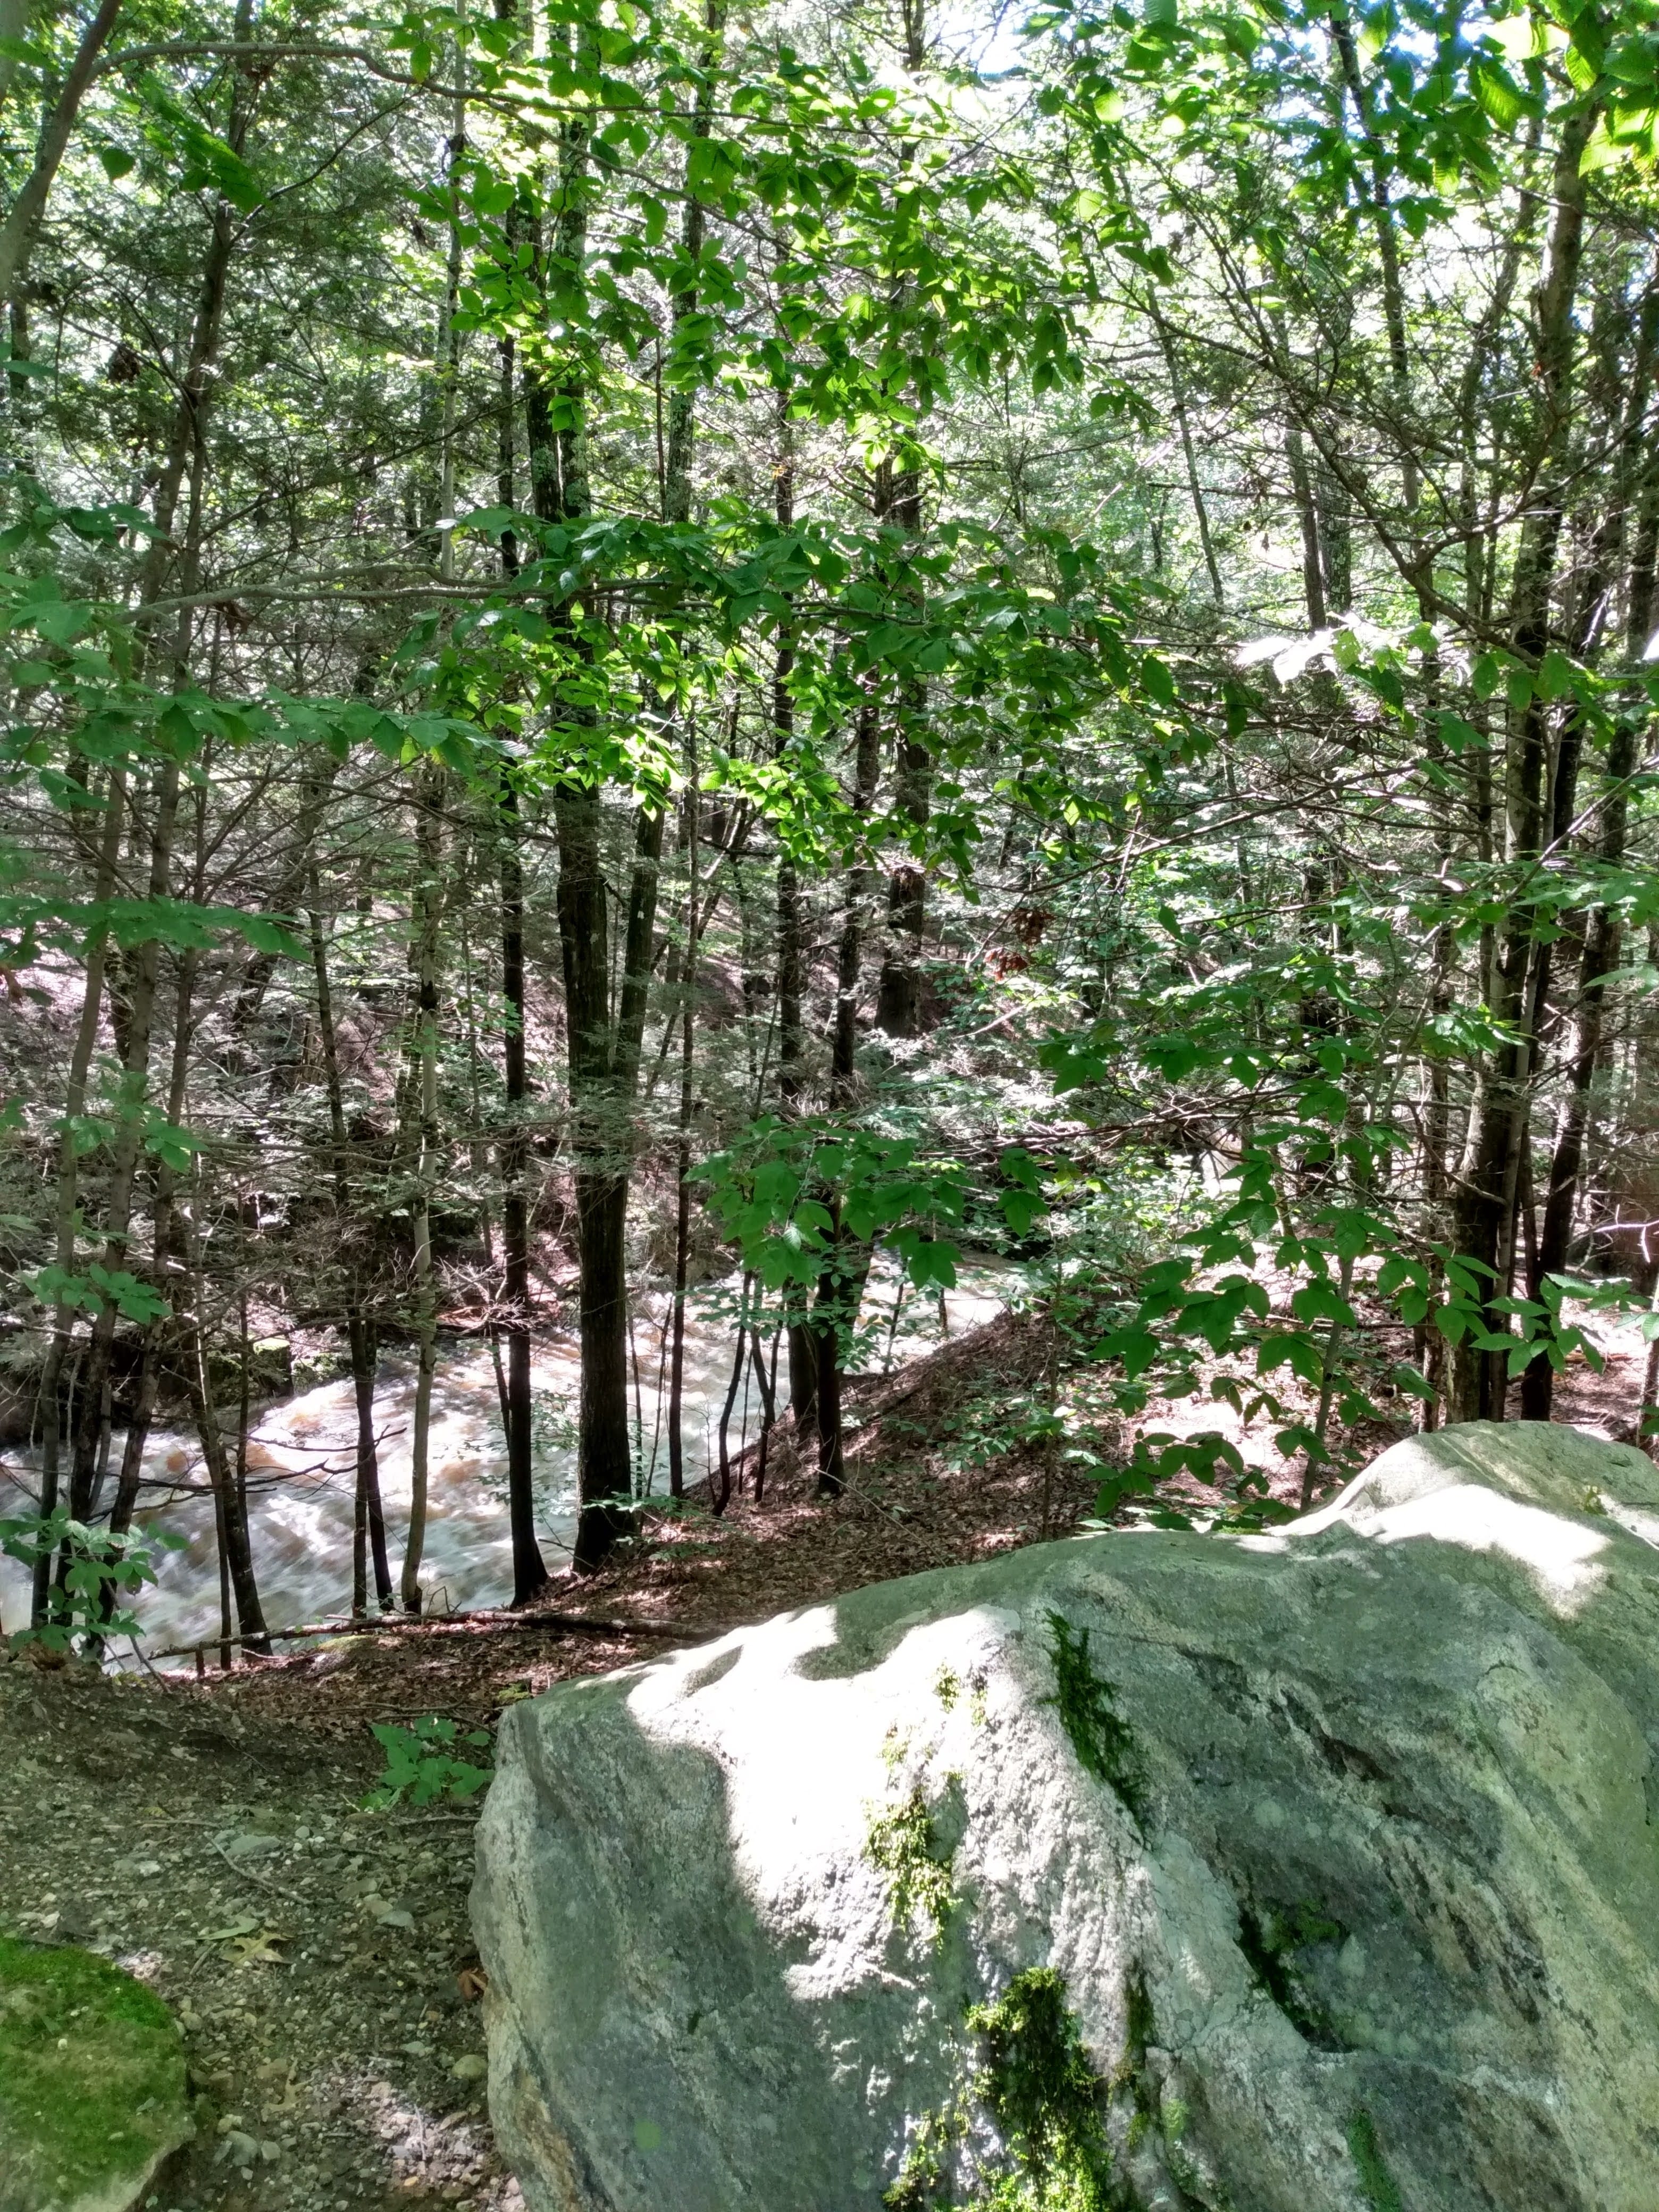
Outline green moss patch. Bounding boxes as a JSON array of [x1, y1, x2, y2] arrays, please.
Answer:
[[968, 1967, 1113, 2212], [1346, 2109, 1402, 2212], [866, 1784, 959, 1945], [1043, 1613, 1146, 1823], [0, 1936, 190, 2211], [884, 1967, 1113, 2211]]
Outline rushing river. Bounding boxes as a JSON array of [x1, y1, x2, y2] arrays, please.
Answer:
[[0, 1260, 1013, 1663]]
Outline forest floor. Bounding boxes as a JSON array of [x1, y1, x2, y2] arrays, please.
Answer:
[[0, 1298, 1648, 2212]]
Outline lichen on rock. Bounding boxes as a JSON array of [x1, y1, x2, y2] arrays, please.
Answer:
[[0, 1936, 192, 2212]]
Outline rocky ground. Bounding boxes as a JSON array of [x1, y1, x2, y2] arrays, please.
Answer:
[[0, 1656, 514, 2212]]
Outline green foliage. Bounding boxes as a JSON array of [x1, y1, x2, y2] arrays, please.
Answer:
[[1043, 1613, 1145, 1823], [363, 1716, 495, 1809], [26, 1261, 168, 1323], [0, 1511, 183, 1654], [700, 1118, 969, 1296]]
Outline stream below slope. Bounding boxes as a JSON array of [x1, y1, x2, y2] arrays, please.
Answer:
[[0, 1260, 1014, 1660]]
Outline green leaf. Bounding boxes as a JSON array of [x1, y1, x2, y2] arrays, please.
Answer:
[[1470, 58, 1526, 129], [1390, 1362, 1437, 1403]]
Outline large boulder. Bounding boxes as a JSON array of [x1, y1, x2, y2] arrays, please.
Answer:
[[472, 1423, 1659, 2211], [0, 1938, 192, 2212]]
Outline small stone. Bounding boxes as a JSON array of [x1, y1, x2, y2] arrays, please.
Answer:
[[449, 2053, 487, 2083]]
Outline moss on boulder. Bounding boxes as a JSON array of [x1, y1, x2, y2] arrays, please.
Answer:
[[0, 1938, 191, 2212]]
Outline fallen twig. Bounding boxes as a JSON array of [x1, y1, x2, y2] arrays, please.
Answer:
[[144, 1605, 698, 1666]]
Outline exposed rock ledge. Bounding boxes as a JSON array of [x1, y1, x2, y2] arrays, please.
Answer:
[[472, 1422, 1659, 2210]]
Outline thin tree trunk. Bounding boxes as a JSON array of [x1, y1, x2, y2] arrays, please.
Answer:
[[65, 754, 181, 1519], [525, 28, 684, 1565], [1151, 306, 1224, 608], [0, 0, 125, 312], [64, 18, 263, 1515], [667, 765, 700, 1502], [31, 764, 125, 1627], [497, 775, 548, 1603], [402, 761, 445, 1610], [1446, 106, 1594, 1420], [103, 948, 196, 1555], [769, 414, 815, 1425], [1521, 720, 1637, 1418], [711, 1272, 751, 1515], [308, 877, 393, 1613], [749, 1322, 779, 1504], [811, 677, 884, 1495], [874, 449, 932, 1037], [179, 1158, 267, 1656]]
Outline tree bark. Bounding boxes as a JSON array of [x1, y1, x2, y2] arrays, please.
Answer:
[[523, 23, 684, 1565], [667, 767, 699, 1502], [402, 760, 446, 1610], [1446, 106, 1594, 1420], [810, 676, 884, 1494], [31, 764, 125, 1627], [1521, 720, 1637, 1417], [178, 1158, 268, 1656], [496, 775, 548, 1603], [308, 877, 393, 1613], [0, 0, 125, 313]]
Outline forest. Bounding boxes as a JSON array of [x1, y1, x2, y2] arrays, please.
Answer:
[[3, 0, 1659, 1662]]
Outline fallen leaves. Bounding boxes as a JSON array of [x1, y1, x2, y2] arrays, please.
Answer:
[[202, 1911, 288, 1964]]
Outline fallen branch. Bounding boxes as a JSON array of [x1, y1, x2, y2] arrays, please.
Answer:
[[144, 1605, 701, 1665]]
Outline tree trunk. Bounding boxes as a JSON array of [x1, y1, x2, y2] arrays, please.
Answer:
[[0, 0, 125, 312], [526, 26, 688, 1566], [874, 432, 932, 1037], [1521, 719, 1637, 1418], [810, 678, 884, 1494], [308, 878, 393, 1613], [402, 761, 446, 1611], [179, 1159, 268, 1656], [667, 771, 700, 1503], [1446, 106, 1594, 1420], [497, 775, 548, 1604], [31, 764, 125, 1627], [769, 416, 816, 1426], [105, 845, 207, 1570], [65, 754, 181, 1519], [64, 12, 263, 1516]]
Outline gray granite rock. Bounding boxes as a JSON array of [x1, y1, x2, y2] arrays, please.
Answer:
[[472, 1422, 1659, 2210]]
